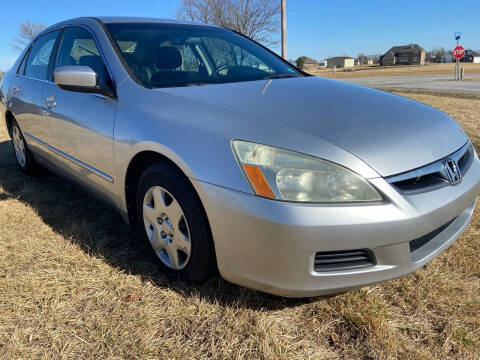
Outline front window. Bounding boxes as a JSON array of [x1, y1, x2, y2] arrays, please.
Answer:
[[105, 23, 301, 88], [55, 27, 110, 87]]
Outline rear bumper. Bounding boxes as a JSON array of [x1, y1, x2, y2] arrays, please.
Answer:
[[192, 154, 480, 297]]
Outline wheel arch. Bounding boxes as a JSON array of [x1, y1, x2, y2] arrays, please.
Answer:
[[4, 110, 15, 138], [124, 150, 202, 226], [124, 150, 218, 273]]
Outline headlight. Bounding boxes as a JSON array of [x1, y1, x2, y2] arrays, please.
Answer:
[[232, 140, 382, 203]]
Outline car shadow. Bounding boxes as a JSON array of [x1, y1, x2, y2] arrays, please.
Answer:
[[0, 140, 321, 310]]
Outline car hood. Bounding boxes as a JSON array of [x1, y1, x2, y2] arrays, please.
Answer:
[[157, 76, 468, 177]]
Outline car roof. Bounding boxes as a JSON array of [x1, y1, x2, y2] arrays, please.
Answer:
[[95, 16, 217, 27], [41, 16, 220, 33]]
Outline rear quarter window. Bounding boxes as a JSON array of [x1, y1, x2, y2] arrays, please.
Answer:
[[17, 50, 29, 75]]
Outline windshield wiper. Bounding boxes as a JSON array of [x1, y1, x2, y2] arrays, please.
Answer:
[[184, 83, 211, 87], [264, 74, 299, 80], [152, 82, 212, 88]]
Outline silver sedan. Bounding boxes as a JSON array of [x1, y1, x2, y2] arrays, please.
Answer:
[[1, 17, 479, 297]]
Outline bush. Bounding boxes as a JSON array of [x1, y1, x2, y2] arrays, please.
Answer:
[[295, 56, 308, 70]]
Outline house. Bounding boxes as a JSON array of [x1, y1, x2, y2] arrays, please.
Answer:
[[461, 50, 480, 63], [302, 57, 318, 72], [380, 44, 426, 66], [317, 60, 327, 68], [326, 56, 355, 68], [439, 51, 453, 63]]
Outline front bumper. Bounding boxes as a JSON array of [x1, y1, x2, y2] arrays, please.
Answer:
[[192, 154, 480, 297]]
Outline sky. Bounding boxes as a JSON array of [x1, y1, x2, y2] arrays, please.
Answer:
[[1, 0, 479, 71]]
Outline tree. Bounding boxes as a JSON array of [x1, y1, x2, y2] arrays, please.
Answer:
[[431, 47, 445, 63], [357, 53, 367, 65], [176, 0, 280, 45], [295, 56, 308, 70], [12, 21, 46, 51], [367, 54, 381, 64], [426, 47, 445, 63]]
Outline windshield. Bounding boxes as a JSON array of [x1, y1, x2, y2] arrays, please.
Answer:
[[105, 23, 302, 88]]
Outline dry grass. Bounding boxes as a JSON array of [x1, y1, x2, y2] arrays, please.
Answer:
[[311, 63, 480, 79], [0, 93, 479, 359]]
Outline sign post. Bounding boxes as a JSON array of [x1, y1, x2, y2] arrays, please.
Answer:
[[453, 33, 464, 80], [453, 45, 465, 80]]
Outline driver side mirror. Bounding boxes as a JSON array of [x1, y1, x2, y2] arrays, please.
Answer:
[[54, 66, 114, 98]]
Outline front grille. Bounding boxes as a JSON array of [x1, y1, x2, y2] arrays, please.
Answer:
[[314, 249, 375, 272], [409, 218, 456, 253], [391, 172, 445, 192], [458, 144, 474, 172], [387, 142, 474, 194]]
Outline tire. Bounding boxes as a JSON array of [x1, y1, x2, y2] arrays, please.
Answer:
[[10, 119, 39, 175], [136, 162, 217, 284]]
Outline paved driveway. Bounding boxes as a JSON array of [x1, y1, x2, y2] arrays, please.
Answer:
[[340, 74, 480, 95]]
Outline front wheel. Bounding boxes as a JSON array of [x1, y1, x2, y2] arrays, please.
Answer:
[[136, 162, 217, 284]]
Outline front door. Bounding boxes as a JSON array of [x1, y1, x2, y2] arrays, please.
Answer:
[[43, 26, 117, 193]]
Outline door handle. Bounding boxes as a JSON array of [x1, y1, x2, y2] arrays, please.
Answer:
[[11, 85, 20, 94], [43, 96, 56, 109], [46, 101, 56, 109]]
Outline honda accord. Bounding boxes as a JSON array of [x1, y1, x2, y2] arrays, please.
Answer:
[[1, 17, 479, 297]]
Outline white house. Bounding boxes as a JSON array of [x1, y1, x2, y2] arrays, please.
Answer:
[[326, 56, 355, 68]]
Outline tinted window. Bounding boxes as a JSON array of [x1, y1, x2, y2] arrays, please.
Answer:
[[24, 30, 60, 80], [55, 27, 109, 86], [106, 23, 301, 88]]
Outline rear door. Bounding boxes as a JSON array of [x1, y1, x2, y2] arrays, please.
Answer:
[[9, 30, 61, 160], [42, 26, 117, 193]]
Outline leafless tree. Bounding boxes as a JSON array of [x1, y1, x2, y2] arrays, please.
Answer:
[[176, 0, 280, 45], [357, 53, 367, 65], [367, 54, 381, 64], [12, 21, 46, 51]]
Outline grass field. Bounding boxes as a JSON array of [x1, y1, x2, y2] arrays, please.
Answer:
[[0, 93, 479, 359], [310, 63, 480, 79]]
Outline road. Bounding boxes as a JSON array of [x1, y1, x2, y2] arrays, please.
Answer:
[[340, 74, 480, 95]]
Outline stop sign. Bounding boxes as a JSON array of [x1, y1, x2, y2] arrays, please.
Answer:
[[453, 46, 465, 59]]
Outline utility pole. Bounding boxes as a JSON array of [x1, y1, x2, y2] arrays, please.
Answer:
[[281, 0, 287, 59]]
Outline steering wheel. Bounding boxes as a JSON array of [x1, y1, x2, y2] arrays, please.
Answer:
[[211, 65, 234, 78]]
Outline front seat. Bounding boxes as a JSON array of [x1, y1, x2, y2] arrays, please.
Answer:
[[150, 46, 188, 86]]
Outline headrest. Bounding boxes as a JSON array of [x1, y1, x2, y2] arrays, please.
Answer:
[[79, 55, 104, 73], [156, 46, 182, 70]]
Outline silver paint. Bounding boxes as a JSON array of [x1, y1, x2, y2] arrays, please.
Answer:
[[54, 66, 98, 88], [386, 141, 471, 184], [1, 17, 479, 297]]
